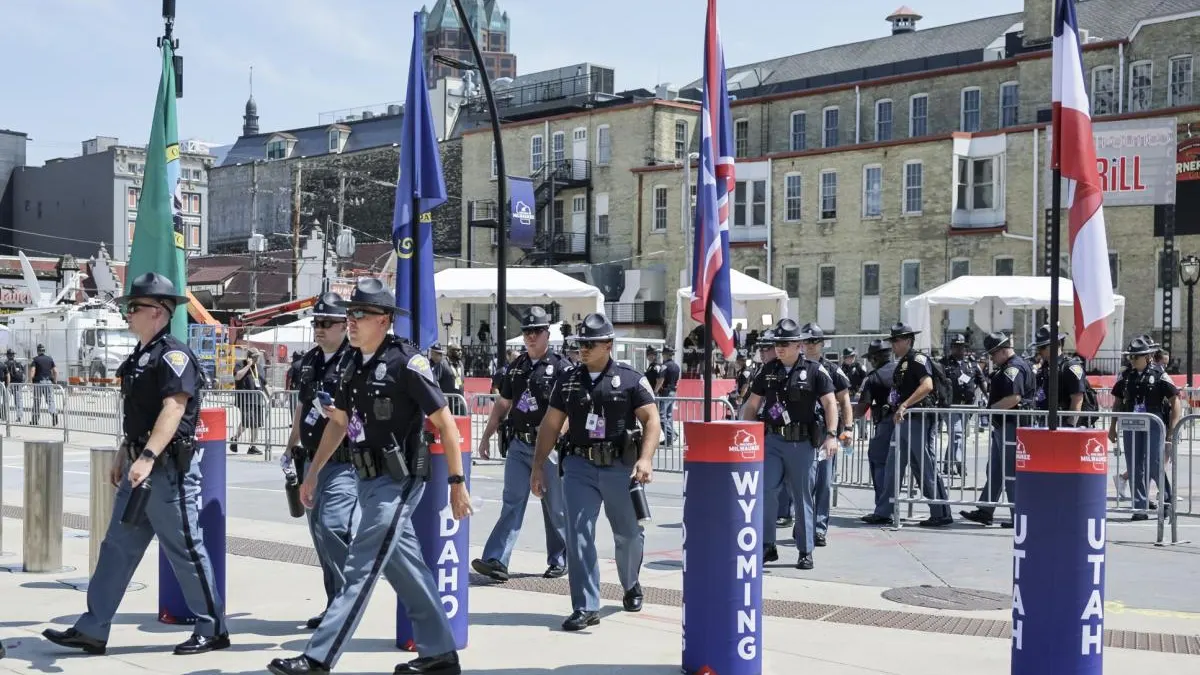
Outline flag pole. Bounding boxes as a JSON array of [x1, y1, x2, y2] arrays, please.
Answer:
[[1048, 168, 1062, 431], [412, 196, 422, 344], [703, 294, 714, 422]]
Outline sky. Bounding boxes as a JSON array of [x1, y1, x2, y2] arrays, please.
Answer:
[[3, 0, 1024, 166]]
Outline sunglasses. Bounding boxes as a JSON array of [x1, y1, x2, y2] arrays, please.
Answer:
[[577, 341, 610, 351], [124, 303, 157, 315], [347, 309, 388, 320], [313, 319, 345, 329], [522, 328, 548, 336]]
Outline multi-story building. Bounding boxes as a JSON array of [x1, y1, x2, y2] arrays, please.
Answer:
[[0, 129, 28, 255], [458, 0, 1200, 355], [11, 136, 214, 261], [422, 0, 515, 81]]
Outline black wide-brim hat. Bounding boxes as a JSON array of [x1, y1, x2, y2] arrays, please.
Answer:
[[884, 322, 921, 341], [335, 277, 404, 313], [312, 292, 348, 318], [575, 312, 616, 342], [115, 272, 189, 305], [983, 332, 1011, 354], [865, 339, 890, 356]]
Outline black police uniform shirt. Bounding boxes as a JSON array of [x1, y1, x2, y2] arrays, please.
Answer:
[[490, 363, 508, 392], [660, 359, 681, 394], [734, 366, 753, 397], [548, 358, 655, 446], [297, 340, 351, 451], [31, 353, 55, 382], [860, 361, 898, 423], [499, 351, 565, 432], [335, 339, 447, 451], [842, 361, 867, 393], [892, 351, 937, 408], [821, 358, 852, 394], [645, 361, 662, 391], [987, 354, 1035, 426], [944, 356, 987, 404], [749, 357, 835, 428], [433, 359, 463, 397], [1113, 364, 1178, 425], [1035, 356, 1086, 410], [118, 328, 201, 443]]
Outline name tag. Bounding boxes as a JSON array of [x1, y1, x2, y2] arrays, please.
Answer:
[[958, 373, 972, 385]]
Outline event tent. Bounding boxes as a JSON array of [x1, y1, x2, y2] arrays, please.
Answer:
[[902, 275, 1126, 359], [244, 317, 314, 357], [674, 270, 789, 356], [433, 267, 605, 320]]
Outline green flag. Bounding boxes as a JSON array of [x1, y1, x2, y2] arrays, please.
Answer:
[[127, 42, 188, 340]]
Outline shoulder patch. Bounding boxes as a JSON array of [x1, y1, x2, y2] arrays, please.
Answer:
[[1004, 366, 1019, 381], [638, 376, 655, 397], [406, 354, 436, 384], [914, 354, 928, 366], [1069, 364, 1084, 379], [163, 350, 189, 377]]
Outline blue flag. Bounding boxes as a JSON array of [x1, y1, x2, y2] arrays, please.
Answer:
[[393, 11, 447, 349]]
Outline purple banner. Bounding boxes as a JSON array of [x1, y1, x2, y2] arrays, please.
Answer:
[[508, 176, 536, 249]]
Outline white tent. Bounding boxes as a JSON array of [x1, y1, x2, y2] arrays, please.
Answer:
[[902, 275, 1126, 358], [244, 317, 315, 356], [433, 267, 605, 326], [674, 270, 789, 356]]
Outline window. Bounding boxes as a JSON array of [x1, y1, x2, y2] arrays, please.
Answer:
[[552, 199, 564, 232], [862, 263, 880, 296], [901, 261, 921, 296], [1092, 67, 1116, 115], [127, 187, 140, 209], [903, 161, 923, 214], [960, 88, 981, 132], [189, 225, 201, 249], [822, 107, 839, 148], [490, 141, 497, 178], [1129, 61, 1153, 112], [819, 265, 836, 298], [790, 111, 807, 151], [182, 193, 201, 214], [784, 174, 802, 221], [875, 100, 893, 142], [328, 129, 343, 153], [1000, 82, 1019, 127], [552, 132, 565, 165], [1108, 252, 1119, 290], [530, 135, 544, 172], [596, 125, 611, 166], [653, 186, 668, 231], [1170, 56, 1194, 107], [994, 256, 1015, 276], [734, 119, 749, 157], [127, 219, 136, 241], [956, 157, 999, 211], [784, 267, 801, 298], [266, 139, 288, 160], [819, 170, 837, 220], [674, 120, 689, 160], [910, 94, 928, 136], [951, 259, 970, 279], [595, 193, 610, 237], [743, 267, 761, 280], [732, 180, 766, 227], [862, 165, 882, 218]]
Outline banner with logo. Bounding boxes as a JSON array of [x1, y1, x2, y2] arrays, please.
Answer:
[[508, 176, 536, 249], [1045, 116, 1177, 207], [1179, 123, 1200, 182]]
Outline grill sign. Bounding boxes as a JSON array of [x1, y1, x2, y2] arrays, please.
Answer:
[[1045, 117, 1177, 206]]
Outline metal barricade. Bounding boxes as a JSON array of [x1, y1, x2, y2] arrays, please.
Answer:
[[62, 385, 122, 443], [1166, 414, 1199, 546], [471, 393, 499, 459], [6, 383, 67, 437], [201, 389, 273, 459], [655, 396, 736, 473]]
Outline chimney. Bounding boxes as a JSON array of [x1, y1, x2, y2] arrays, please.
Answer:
[[886, 6, 922, 35], [1023, 0, 1055, 48]]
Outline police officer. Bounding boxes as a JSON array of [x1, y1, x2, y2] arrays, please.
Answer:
[[852, 340, 897, 510], [741, 319, 841, 570], [530, 312, 660, 632], [491, 349, 517, 394], [841, 348, 867, 394], [942, 333, 988, 475], [1030, 324, 1087, 423], [4, 348, 24, 423], [728, 353, 752, 418], [801, 323, 853, 548], [748, 331, 794, 527], [861, 323, 953, 527], [282, 293, 358, 630], [269, 278, 470, 675], [657, 346, 681, 446], [44, 273, 228, 656], [429, 343, 465, 415], [29, 342, 57, 426], [564, 340, 581, 365], [645, 347, 662, 396], [960, 332, 1034, 528], [1108, 336, 1180, 521], [472, 307, 569, 581]]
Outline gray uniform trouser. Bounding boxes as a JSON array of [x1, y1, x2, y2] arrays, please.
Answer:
[[304, 458, 360, 608], [304, 474, 455, 668], [873, 412, 951, 520], [764, 434, 817, 553], [562, 455, 644, 612], [481, 438, 568, 568], [1123, 423, 1171, 511], [75, 455, 226, 642], [814, 454, 835, 536], [979, 422, 1018, 515], [868, 419, 896, 510]]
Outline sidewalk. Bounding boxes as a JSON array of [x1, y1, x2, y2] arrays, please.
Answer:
[[1, 516, 1197, 674]]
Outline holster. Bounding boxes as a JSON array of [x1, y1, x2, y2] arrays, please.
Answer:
[[807, 422, 823, 447], [623, 429, 640, 466], [350, 447, 381, 480], [499, 419, 512, 458], [565, 441, 621, 468]]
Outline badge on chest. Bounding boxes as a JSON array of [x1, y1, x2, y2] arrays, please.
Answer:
[[516, 388, 539, 413]]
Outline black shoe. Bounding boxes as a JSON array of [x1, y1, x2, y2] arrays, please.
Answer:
[[305, 614, 323, 630], [919, 516, 954, 528], [543, 564, 567, 579], [814, 533, 827, 547], [860, 513, 891, 525], [763, 543, 779, 563], [796, 554, 814, 570], [248, 446, 263, 456], [471, 557, 509, 582], [42, 628, 106, 655], [775, 517, 794, 528], [1131, 513, 1150, 521], [230, 443, 239, 454], [394, 650, 462, 674], [1000, 521, 1014, 529], [960, 509, 994, 526], [269, 654, 330, 675], [623, 583, 643, 612], [174, 633, 230, 655], [561, 610, 600, 631]]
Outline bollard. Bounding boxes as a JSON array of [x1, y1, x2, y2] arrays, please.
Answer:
[[159, 408, 227, 624], [89, 446, 118, 575], [396, 416, 471, 651], [681, 421, 765, 675], [1012, 427, 1107, 675], [23, 441, 64, 573]]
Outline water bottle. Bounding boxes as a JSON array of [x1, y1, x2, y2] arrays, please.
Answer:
[[629, 478, 652, 523], [284, 470, 305, 518], [440, 495, 486, 521], [121, 479, 153, 525]]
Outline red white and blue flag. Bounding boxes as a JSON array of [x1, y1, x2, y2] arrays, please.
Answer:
[[1053, 0, 1114, 359], [690, 0, 736, 360]]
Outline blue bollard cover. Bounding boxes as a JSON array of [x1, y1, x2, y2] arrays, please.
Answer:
[[681, 421, 765, 675]]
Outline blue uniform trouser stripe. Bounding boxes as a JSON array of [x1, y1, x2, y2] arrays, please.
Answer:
[[173, 466, 224, 636], [481, 439, 567, 568]]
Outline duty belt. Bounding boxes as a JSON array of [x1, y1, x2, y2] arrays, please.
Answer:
[[510, 428, 537, 445], [566, 441, 622, 467], [297, 445, 353, 464], [765, 424, 809, 443]]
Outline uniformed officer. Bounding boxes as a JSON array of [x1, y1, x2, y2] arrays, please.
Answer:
[[269, 278, 471, 675], [841, 348, 867, 394], [44, 273, 228, 656], [472, 307, 569, 581], [960, 332, 1034, 528], [645, 347, 662, 396], [657, 346, 681, 446], [490, 349, 517, 394], [727, 353, 752, 418], [1108, 335, 1180, 521], [530, 312, 660, 632], [564, 340, 581, 365], [861, 323, 953, 527], [800, 323, 853, 549], [1030, 324, 1087, 422], [282, 293, 358, 630], [741, 319, 841, 569], [429, 343, 466, 415], [748, 331, 794, 527], [942, 333, 988, 475], [852, 340, 897, 510], [29, 342, 58, 426]]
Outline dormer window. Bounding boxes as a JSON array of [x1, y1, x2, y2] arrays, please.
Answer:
[[266, 133, 297, 160], [327, 125, 350, 153]]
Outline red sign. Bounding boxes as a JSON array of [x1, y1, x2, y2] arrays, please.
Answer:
[[1015, 428, 1108, 475], [197, 408, 228, 442], [683, 421, 765, 463], [1179, 135, 1200, 182]]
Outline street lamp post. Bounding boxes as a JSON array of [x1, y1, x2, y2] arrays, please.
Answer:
[[1179, 254, 1200, 387], [682, 151, 700, 292]]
